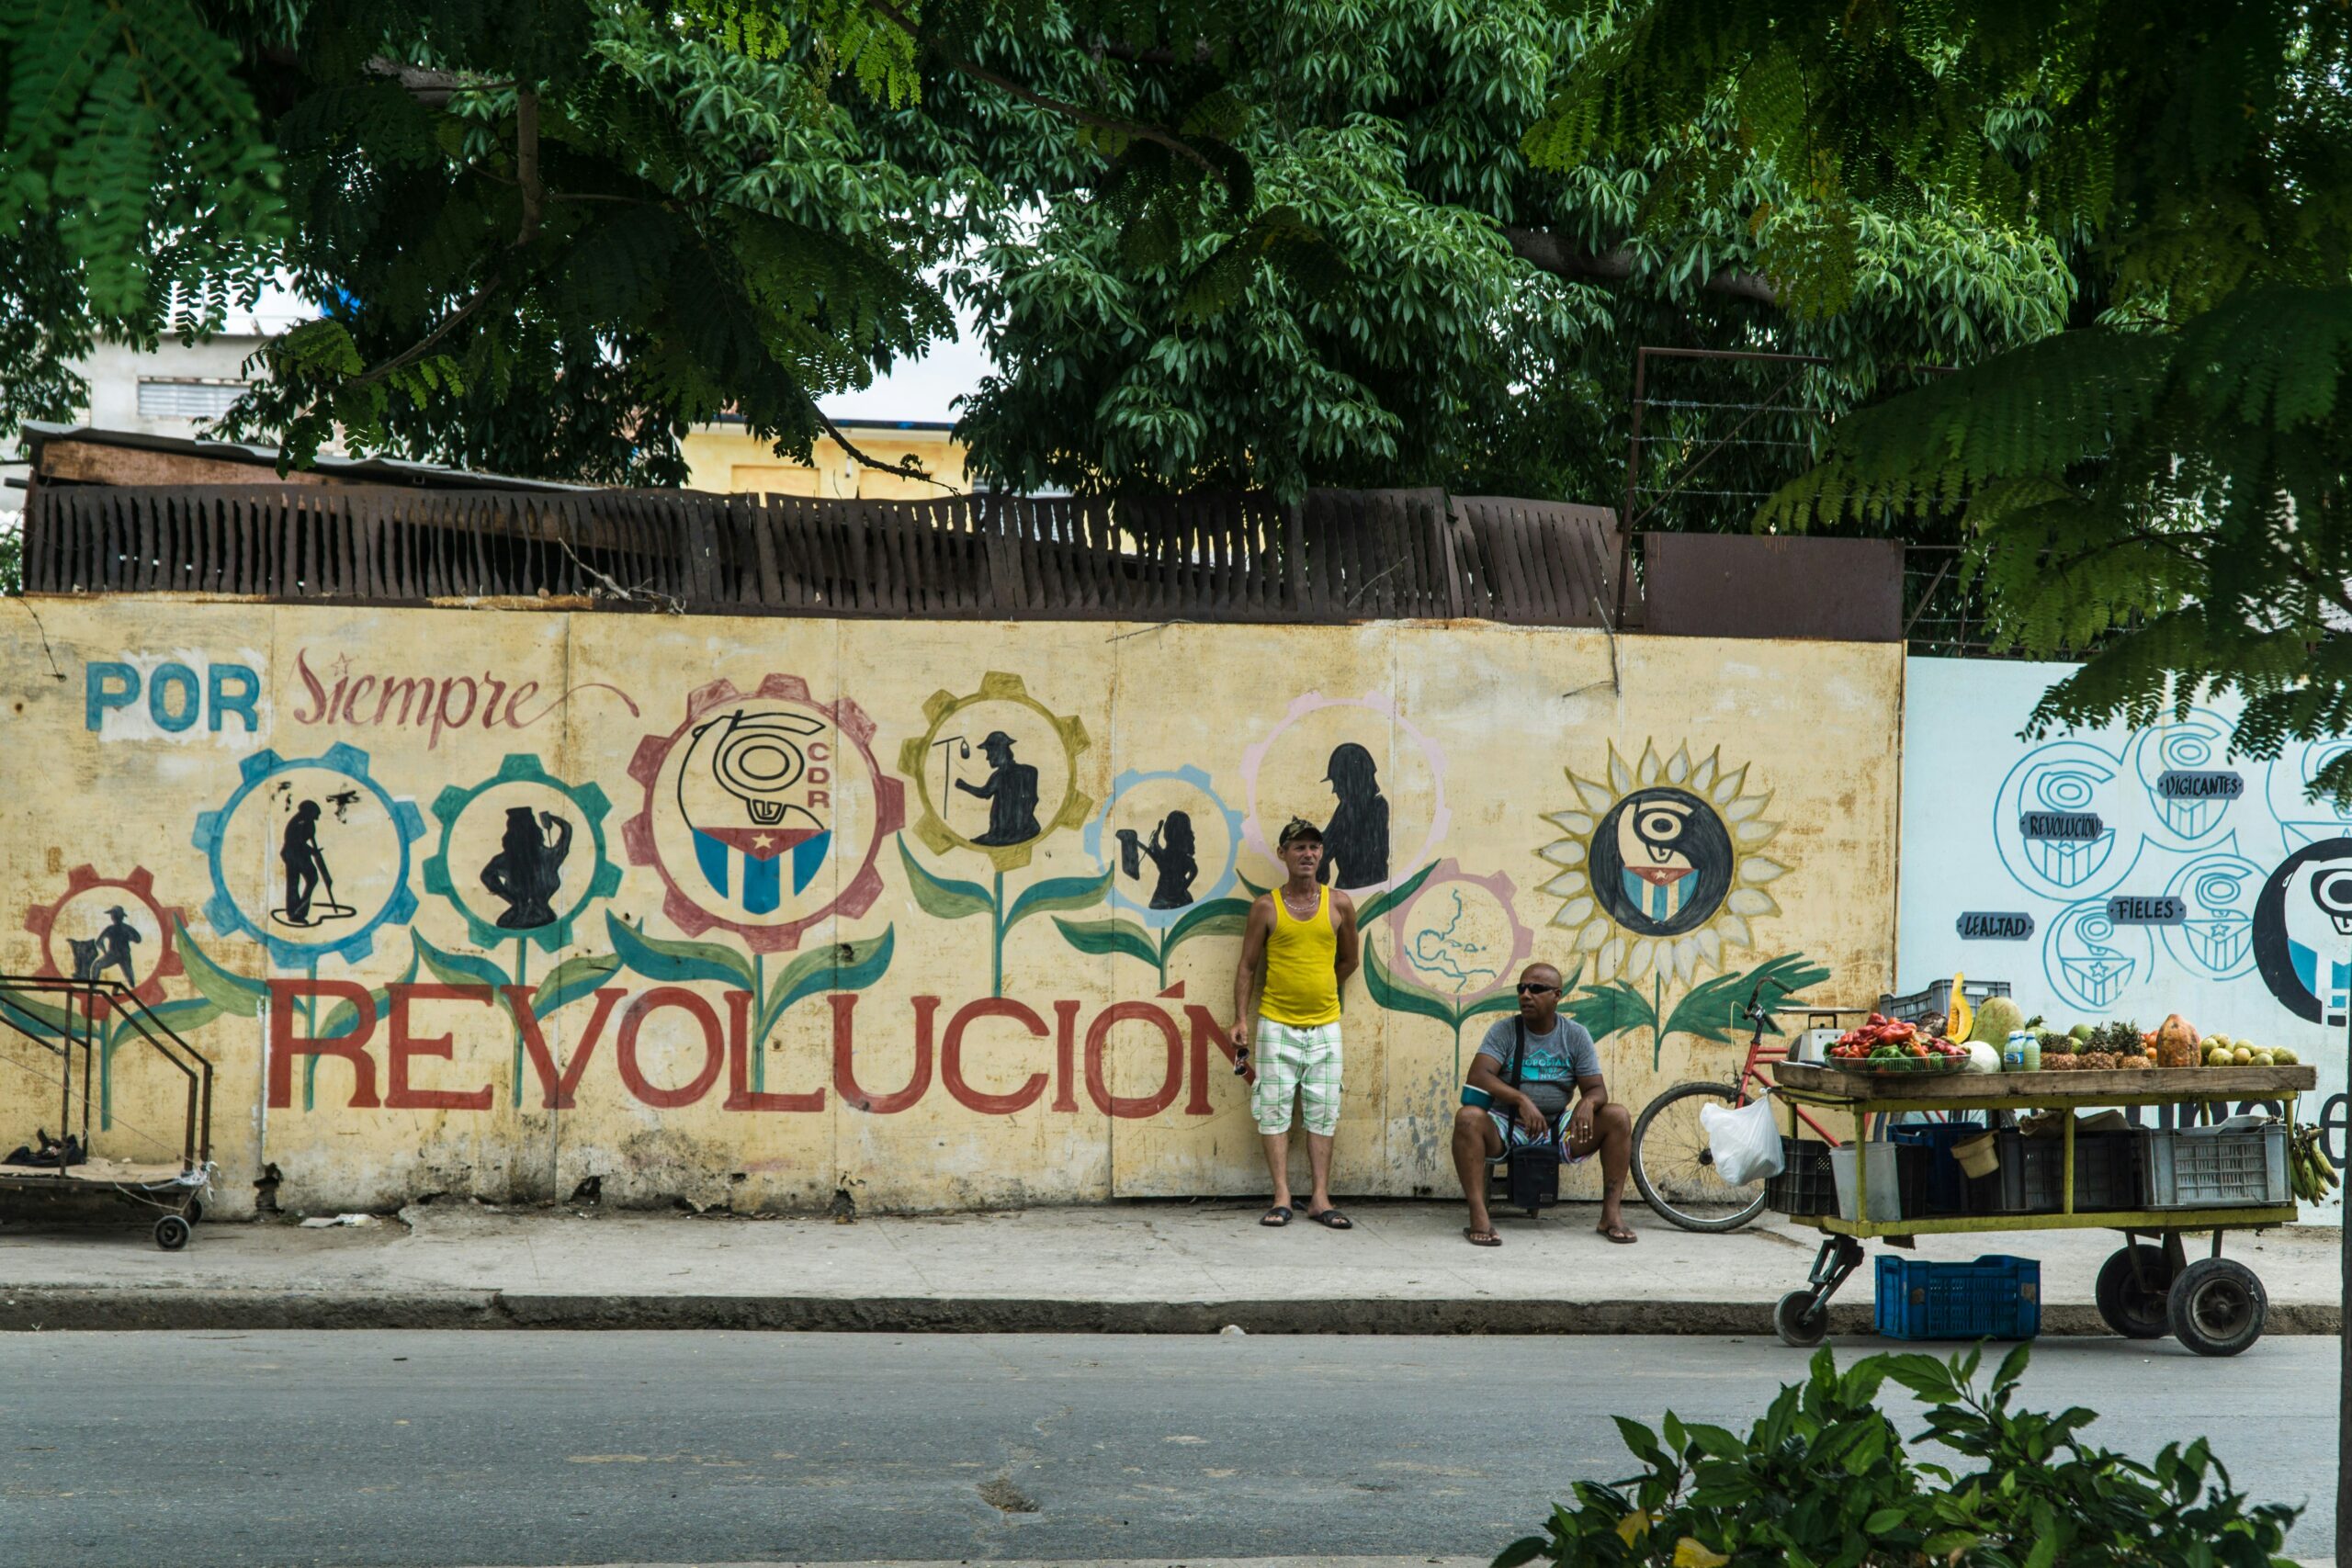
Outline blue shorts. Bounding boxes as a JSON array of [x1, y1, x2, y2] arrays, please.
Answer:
[[1485, 1110, 1594, 1165]]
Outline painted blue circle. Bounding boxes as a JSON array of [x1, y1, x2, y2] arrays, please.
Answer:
[[1083, 766, 1245, 929], [191, 744, 424, 968]]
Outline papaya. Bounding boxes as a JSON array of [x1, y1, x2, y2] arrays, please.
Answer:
[[2154, 1012, 2201, 1070]]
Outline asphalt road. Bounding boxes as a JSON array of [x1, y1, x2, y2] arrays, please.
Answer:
[[1, 1331, 2335, 1567]]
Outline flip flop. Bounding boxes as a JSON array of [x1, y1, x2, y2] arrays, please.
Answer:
[[1464, 1226, 1502, 1247], [1306, 1207, 1352, 1230], [1260, 1205, 1293, 1227], [1596, 1222, 1638, 1245]]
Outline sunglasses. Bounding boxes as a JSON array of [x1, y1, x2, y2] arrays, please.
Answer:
[[1516, 982, 1559, 995]]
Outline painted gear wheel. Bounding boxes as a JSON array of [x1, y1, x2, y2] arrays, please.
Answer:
[[189, 743, 427, 968], [623, 674, 904, 953], [1387, 859, 1535, 1002], [423, 754, 625, 953], [897, 671, 1093, 873], [1082, 765, 1246, 930], [22, 864, 187, 1013]]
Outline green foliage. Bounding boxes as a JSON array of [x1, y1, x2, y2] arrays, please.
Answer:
[[1577, 2, 2352, 803], [931, 0, 2069, 502], [896, 838, 995, 922], [1496, 1346, 2299, 1568]]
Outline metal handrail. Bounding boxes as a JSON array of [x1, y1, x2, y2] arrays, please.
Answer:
[[0, 976, 212, 1168]]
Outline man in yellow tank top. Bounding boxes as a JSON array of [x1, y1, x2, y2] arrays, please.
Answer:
[[1229, 818, 1361, 1228]]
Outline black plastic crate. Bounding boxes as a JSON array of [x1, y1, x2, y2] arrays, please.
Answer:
[[1887, 1120, 1984, 1214], [1965, 1128, 2143, 1214], [1766, 1137, 1837, 1216]]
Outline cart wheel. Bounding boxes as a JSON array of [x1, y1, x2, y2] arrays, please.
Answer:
[[2167, 1258, 2266, 1357], [1773, 1289, 1828, 1348], [2093, 1244, 2174, 1338], [153, 1214, 191, 1251]]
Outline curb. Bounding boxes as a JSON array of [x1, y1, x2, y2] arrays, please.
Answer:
[[1, 1289, 2339, 1336]]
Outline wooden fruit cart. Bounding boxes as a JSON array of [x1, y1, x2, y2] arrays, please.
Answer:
[[1767, 1061, 2316, 1357]]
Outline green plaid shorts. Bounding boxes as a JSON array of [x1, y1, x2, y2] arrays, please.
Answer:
[[1250, 1020, 1344, 1135]]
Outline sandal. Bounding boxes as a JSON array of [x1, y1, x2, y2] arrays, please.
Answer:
[[1596, 1222, 1638, 1245], [1306, 1207, 1352, 1230], [1464, 1226, 1502, 1247], [1259, 1205, 1293, 1227]]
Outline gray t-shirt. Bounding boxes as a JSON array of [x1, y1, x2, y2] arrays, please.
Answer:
[[1474, 1016, 1600, 1088]]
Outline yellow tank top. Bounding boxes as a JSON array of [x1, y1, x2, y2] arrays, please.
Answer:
[[1259, 885, 1340, 1027]]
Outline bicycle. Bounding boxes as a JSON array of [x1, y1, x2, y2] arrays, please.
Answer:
[[1629, 988, 1871, 1233]]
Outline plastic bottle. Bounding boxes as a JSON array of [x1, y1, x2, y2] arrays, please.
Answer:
[[2003, 1030, 2031, 1073]]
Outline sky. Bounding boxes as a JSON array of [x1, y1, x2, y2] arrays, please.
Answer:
[[822, 310, 996, 425]]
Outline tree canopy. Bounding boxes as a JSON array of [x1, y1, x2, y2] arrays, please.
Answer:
[[1544, 2, 2352, 796], [2, 0, 2070, 503]]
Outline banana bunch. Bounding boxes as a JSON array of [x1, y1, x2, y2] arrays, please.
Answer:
[[2290, 1124, 2340, 1204]]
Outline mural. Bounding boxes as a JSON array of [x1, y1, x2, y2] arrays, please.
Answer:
[[1900, 658, 2351, 1216], [1536, 741, 1819, 1070], [0, 607, 1901, 1214]]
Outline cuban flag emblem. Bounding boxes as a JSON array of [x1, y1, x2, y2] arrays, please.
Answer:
[[677, 709, 837, 915]]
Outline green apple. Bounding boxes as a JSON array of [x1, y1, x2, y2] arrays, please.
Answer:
[[2272, 1046, 2299, 1066]]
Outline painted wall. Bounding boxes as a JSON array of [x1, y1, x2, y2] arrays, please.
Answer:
[[1898, 657, 2349, 1221], [0, 600, 1901, 1217]]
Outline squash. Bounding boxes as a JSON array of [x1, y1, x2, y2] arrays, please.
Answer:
[[2154, 1013, 2201, 1070]]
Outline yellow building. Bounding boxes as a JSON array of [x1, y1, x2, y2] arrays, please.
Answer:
[[680, 417, 972, 500]]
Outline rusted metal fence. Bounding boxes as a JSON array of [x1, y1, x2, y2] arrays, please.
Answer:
[[20, 482, 1631, 626]]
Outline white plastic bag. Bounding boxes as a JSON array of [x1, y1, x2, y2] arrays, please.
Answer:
[[1698, 1089, 1784, 1187]]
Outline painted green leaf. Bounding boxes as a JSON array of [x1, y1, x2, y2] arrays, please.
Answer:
[[317, 942, 423, 1043], [108, 996, 222, 1052], [1165, 895, 1252, 953], [532, 952, 625, 1016], [896, 837, 994, 921], [1565, 978, 1657, 1042], [605, 910, 755, 989], [1663, 952, 1830, 1043], [175, 920, 269, 1015], [762, 928, 895, 1026], [1050, 916, 1160, 968], [1358, 942, 1457, 1028], [1353, 861, 1435, 925], [413, 932, 519, 1022], [1461, 989, 1521, 1023], [1003, 866, 1114, 931], [1237, 870, 1271, 897], [0, 987, 74, 1039]]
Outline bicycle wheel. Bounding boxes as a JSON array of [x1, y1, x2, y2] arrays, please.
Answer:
[[1632, 1080, 1771, 1233]]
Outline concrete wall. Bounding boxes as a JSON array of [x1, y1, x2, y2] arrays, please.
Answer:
[[0, 599, 1901, 1217], [1898, 658, 2347, 1221]]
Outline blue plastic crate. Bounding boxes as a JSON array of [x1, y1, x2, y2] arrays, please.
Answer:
[[1873, 1255, 2041, 1340]]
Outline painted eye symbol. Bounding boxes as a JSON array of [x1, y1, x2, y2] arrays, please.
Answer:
[[1636, 807, 1687, 843], [2030, 764, 2109, 814], [2311, 868, 2352, 919]]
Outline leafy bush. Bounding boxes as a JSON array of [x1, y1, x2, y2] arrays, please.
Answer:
[[1494, 1346, 2298, 1567]]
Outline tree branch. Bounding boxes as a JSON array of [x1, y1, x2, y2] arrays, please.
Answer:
[[345, 277, 503, 392], [1503, 228, 1779, 306], [810, 402, 959, 491], [514, 88, 542, 248]]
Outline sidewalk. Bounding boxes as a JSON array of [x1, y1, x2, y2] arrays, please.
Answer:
[[0, 1199, 2340, 1334]]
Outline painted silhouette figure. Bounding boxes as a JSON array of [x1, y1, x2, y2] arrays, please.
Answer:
[[481, 807, 573, 930], [956, 730, 1041, 845], [1317, 741, 1390, 889], [1117, 811, 1199, 908], [70, 906, 141, 983], [280, 801, 326, 925]]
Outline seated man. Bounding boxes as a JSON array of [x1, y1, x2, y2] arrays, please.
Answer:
[[1450, 961, 1635, 1247]]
